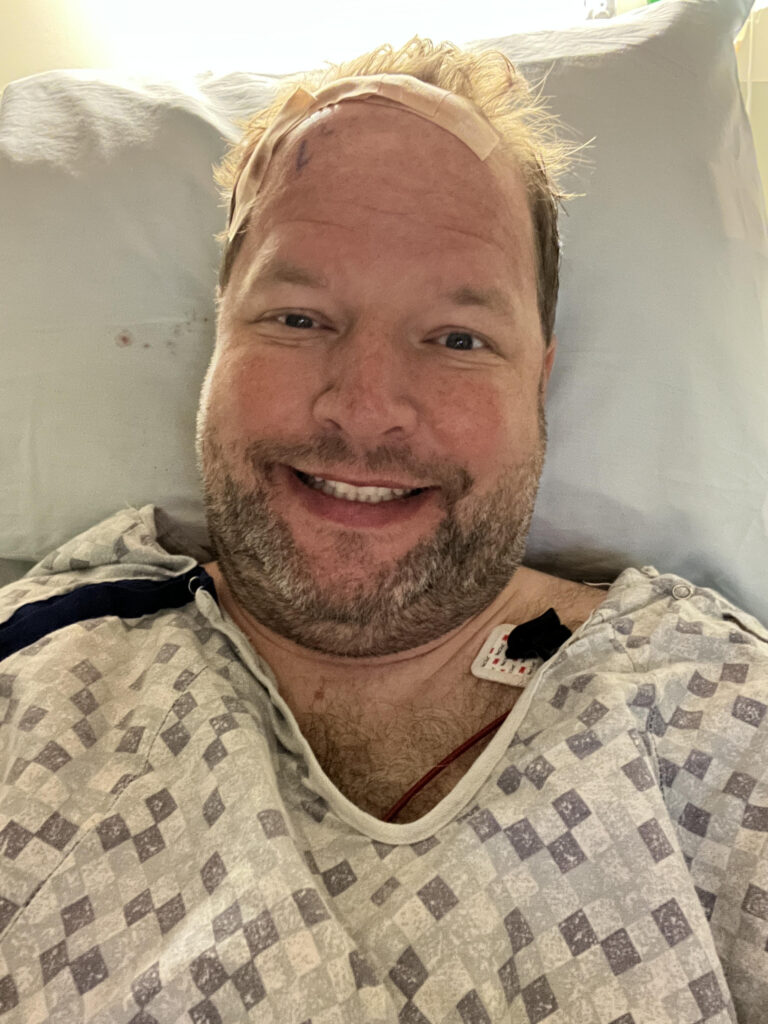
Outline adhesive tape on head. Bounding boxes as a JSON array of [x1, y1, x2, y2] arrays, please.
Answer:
[[227, 73, 502, 243]]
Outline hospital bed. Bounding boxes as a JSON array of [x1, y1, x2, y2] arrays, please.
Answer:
[[0, 0, 766, 625]]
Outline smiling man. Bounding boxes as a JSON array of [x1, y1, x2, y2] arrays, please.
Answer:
[[2, 37, 768, 1024], [200, 96, 554, 660]]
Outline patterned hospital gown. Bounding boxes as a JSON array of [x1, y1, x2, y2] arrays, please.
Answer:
[[0, 505, 767, 1023]]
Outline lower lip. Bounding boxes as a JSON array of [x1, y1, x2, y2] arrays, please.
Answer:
[[280, 465, 438, 528]]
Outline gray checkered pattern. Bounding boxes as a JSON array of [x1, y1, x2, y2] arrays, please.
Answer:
[[1, 505, 767, 1021]]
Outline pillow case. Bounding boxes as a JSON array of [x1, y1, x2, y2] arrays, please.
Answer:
[[0, 0, 766, 622]]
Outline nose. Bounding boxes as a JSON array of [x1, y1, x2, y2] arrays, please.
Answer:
[[311, 329, 419, 442]]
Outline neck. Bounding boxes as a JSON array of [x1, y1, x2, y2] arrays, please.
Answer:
[[201, 561, 585, 720]]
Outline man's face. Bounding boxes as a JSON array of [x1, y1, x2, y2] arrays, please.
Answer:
[[196, 101, 557, 657]]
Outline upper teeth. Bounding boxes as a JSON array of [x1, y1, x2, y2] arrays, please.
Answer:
[[306, 474, 416, 503]]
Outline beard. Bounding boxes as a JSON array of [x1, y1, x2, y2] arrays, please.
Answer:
[[196, 399, 548, 658]]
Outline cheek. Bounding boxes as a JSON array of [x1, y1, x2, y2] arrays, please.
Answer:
[[206, 349, 315, 440], [426, 376, 534, 476]]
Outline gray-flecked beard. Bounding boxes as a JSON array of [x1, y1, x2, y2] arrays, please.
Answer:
[[197, 403, 547, 658]]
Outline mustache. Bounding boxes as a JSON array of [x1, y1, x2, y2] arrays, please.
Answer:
[[242, 435, 473, 503]]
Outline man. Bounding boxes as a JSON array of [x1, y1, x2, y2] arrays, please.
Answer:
[[1, 38, 767, 1024]]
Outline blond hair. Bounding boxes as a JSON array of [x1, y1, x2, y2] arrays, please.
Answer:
[[215, 36, 586, 346]]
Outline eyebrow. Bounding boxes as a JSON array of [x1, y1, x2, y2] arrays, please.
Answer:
[[249, 259, 515, 321]]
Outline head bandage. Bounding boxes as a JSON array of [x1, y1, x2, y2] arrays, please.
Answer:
[[227, 73, 502, 243]]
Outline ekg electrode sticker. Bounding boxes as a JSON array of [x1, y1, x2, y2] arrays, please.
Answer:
[[470, 624, 543, 685]]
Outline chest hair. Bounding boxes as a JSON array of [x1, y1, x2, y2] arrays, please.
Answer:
[[295, 680, 518, 822]]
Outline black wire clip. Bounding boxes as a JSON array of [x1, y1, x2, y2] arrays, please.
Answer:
[[505, 607, 572, 661]]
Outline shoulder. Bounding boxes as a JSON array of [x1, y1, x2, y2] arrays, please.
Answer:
[[557, 578, 611, 633], [517, 567, 611, 634]]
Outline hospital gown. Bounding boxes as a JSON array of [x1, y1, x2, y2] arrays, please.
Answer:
[[0, 505, 767, 1023]]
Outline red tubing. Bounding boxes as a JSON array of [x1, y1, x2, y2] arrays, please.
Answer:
[[382, 709, 511, 823]]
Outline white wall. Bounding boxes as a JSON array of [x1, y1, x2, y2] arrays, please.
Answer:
[[737, 7, 768, 210], [0, 0, 104, 91]]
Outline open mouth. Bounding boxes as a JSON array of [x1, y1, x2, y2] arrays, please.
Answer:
[[292, 468, 428, 504]]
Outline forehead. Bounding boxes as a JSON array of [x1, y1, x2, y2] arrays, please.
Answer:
[[248, 100, 534, 257]]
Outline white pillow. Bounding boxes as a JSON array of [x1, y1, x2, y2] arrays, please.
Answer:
[[1, 0, 766, 624]]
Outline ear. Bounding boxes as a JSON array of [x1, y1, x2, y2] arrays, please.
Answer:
[[540, 333, 558, 398]]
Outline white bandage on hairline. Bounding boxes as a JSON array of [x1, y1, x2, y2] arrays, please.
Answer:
[[227, 72, 502, 244]]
